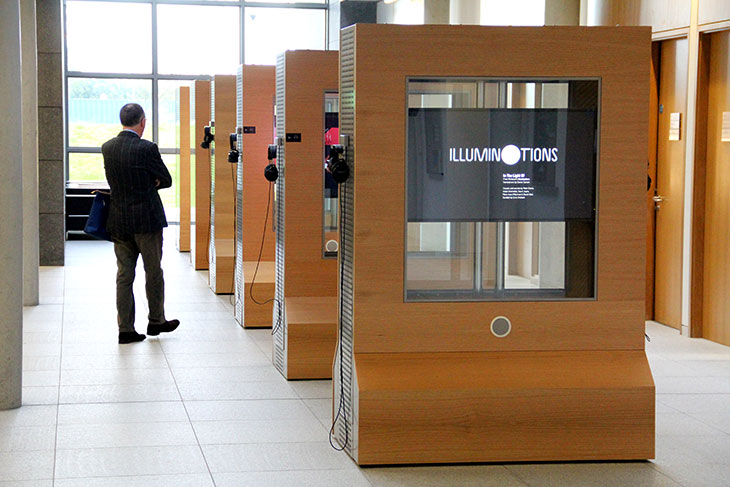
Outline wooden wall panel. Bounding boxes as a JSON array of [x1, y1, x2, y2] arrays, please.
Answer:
[[349, 25, 651, 354], [283, 51, 339, 297], [177, 86, 191, 252], [588, 0, 690, 33], [702, 31, 730, 346], [241, 66, 276, 263], [194, 80, 211, 270], [699, 0, 730, 26], [210, 75, 237, 294]]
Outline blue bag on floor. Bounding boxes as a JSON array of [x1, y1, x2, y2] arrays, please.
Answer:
[[84, 192, 112, 242]]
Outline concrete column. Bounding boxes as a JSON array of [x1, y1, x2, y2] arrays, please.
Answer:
[[450, 0, 480, 24], [0, 0, 24, 410], [22, 0, 39, 306]]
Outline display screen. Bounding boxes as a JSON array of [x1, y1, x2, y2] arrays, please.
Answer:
[[407, 108, 597, 222]]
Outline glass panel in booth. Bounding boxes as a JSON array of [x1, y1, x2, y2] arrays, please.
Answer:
[[323, 92, 339, 257], [406, 78, 599, 301]]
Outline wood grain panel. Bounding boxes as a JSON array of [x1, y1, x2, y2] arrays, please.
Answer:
[[699, 0, 730, 26], [241, 66, 276, 264], [286, 296, 338, 379], [355, 351, 655, 464], [243, 261, 274, 328], [177, 86, 191, 252], [702, 30, 730, 346], [194, 80, 211, 270], [283, 51, 339, 298], [210, 75, 237, 294], [589, 0, 690, 33], [654, 38, 688, 329], [349, 25, 651, 353]]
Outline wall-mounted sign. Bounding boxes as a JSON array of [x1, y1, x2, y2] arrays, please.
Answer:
[[243, 126, 256, 134], [407, 108, 597, 222], [286, 133, 302, 142], [722, 112, 730, 142], [669, 112, 681, 141]]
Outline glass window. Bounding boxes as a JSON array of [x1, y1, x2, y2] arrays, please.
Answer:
[[405, 79, 599, 301], [68, 153, 106, 182], [244, 8, 326, 65], [157, 5, 240, 76], [158, 80, 195, 150], [66, 1, 152, 74], [159, 154, 179, 213], [480, 0, 545, 26], [68, 78, 153, 148]]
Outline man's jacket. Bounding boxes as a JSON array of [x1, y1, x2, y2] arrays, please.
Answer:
[[102, 131, 172, 236]]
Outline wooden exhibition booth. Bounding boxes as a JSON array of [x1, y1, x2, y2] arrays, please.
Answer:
[[331, 24, 655, 465], [208, 75, 236, 294], [193, 80, 211, 271], [271, 50, 339, 380], [176, 85, 191, 253], [233, 65, 276, 327]]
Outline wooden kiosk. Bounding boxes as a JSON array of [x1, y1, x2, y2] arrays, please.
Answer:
[[176, 86, 191, 252], [209, 75, 237, 294], [271, 50, 339, 380], [193, 80, 211, 270], [331, 24, 655, 465], [233, 65, 276, 327]]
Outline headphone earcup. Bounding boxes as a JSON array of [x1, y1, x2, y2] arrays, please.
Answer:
[[330, 159, 349, 184], [264, 163, 278, 182]]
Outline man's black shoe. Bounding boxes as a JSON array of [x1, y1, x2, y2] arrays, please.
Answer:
[[118, 331, 146, 344], [147, 319, 180, 336]]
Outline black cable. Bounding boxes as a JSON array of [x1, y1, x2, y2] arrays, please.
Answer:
[[229, 162, 237, 305], [329, 180, 348, 452], [249, 182, 275, 306]]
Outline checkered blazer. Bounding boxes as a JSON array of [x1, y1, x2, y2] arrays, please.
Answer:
[[102, 131, 172, 237]]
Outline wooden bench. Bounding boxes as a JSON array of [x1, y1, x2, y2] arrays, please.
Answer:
[[349, 350, 655, 465], [284, 296, 338, 379], [242, 261, 275, 328]]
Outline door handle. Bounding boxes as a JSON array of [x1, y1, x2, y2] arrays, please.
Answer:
[[652, 195, 664, 203]]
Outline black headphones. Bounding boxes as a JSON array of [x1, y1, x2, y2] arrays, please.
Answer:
[[200, 125, 214, 149], [264, 144, 278, 182], [326, 144, 349, 184], [228, 133, 239, 163]]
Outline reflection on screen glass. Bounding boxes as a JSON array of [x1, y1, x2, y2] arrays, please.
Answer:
[[323, 92, 339, 258], [405, 79, 599, 302]]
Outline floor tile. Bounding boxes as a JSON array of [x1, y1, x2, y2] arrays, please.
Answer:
[[0, 450, 55, 481], [185, 399, 315, 422], [56, 421, 198, 449], [54, 445, 208, 479], [54, 474, 214, 487], [193, 418, 326, 444], [61, 353, 169, 370], [214, 469, 372, 487], [304, 398, 333, 430], [57, 402, 188, 425], [505, 462, 682, 487], [171, 365, 282, 383], [60, 367, 175, 386], [651, 463, 730, 487], [0, 405, 57, 427], [290, 380, 333, 399], [654, 376, 730, 394], [656, 412, 726, 436], [176, 381, 297, 401], [165, 352, 270, 368], [22, 355, 61, 372], [0, 424, 57, 451], [22, 386, 58, 405], [0, 481, 52, 487], [59, 383, 180, 403], [202, 442, 355, 472], [657, 394, 730, 414], [365, 465, 528, 487]]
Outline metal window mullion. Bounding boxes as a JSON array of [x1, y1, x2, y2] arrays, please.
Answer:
[[152, 1, 159, 145], [240, 2, 245, 65]]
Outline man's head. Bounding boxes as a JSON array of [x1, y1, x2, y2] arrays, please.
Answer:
[[119, 103, 146, 137]]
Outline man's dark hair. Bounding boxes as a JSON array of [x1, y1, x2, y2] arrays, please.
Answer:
[[119, 103, 145, 127]]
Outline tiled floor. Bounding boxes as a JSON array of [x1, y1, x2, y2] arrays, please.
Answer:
[[3, 229, 730, 486]]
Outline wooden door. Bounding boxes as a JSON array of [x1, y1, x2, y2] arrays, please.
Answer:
[[646, 43, 660, 319], [702, 31, 730, 346], [654, 38, 688, 330]]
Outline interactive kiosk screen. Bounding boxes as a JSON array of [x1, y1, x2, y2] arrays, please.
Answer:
[[405, 79, 598, 301]]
